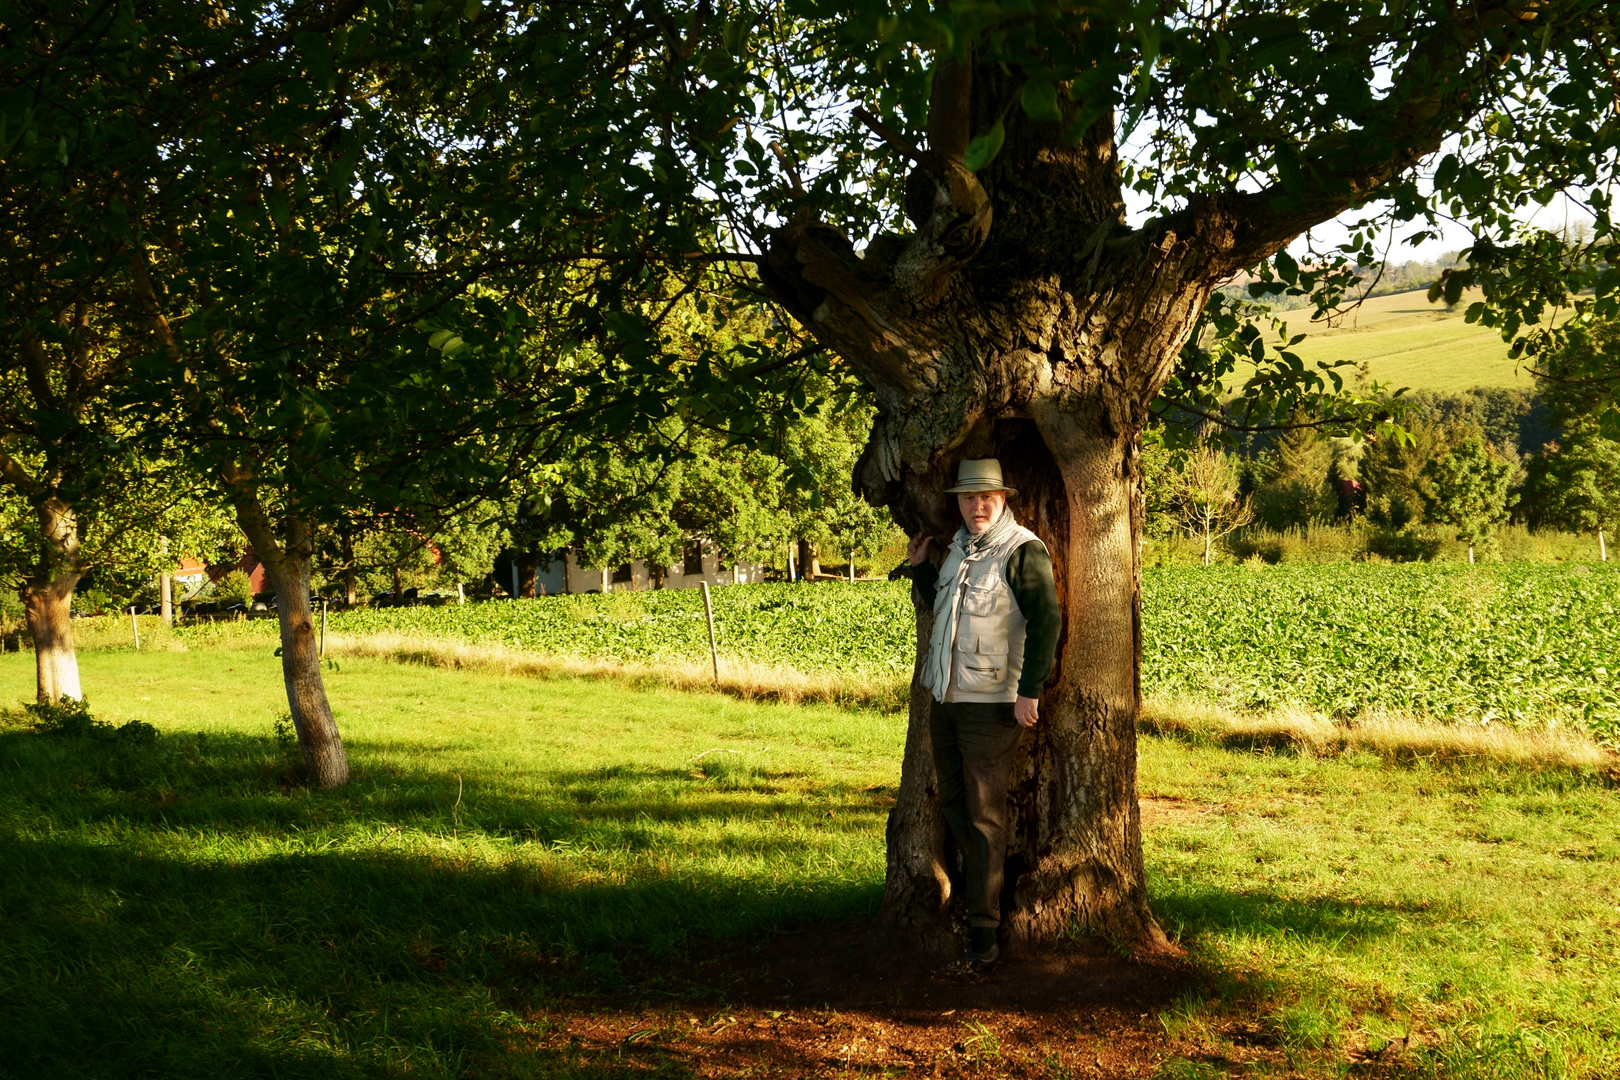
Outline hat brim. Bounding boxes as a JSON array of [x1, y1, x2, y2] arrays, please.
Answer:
[[943, 482, 1018, 496]]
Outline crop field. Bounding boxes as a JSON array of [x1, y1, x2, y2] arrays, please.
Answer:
[[177, 564, 1620, 739], [1237, 288, 1548, 393]]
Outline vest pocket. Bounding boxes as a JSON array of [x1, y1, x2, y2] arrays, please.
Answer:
[[963, 582, 998, 616], [956, 648, 1008, 693]]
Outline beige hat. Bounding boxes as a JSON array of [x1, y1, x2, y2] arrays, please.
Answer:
[[943, 458, 1017, 496]]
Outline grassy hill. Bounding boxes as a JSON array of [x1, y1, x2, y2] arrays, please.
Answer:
[[1241, 288, 1549, 394]]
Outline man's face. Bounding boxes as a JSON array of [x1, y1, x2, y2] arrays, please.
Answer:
[[958, 490, 1006, 535]]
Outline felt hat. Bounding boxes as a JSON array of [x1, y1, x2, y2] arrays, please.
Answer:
[[943, 458, 1017, 496]]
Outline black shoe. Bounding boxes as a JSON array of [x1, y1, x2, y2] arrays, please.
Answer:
[[966, 926, 1000, 964]]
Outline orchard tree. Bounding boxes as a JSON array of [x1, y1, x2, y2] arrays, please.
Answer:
[[5, 0, 753, 786]]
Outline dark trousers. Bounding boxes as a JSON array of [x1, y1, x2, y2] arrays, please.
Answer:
[[929, 700, 1024, 929]]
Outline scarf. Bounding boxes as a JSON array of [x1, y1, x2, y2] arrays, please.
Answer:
[[921, 508, 1031, 702]]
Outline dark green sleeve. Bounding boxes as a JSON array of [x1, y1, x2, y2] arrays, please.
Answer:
[[1007, 540, 1061, 697], [910, 560, 939, 608]]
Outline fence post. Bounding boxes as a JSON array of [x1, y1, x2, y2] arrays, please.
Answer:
[[130, 607, 140, 650], [1601, 528, 1608, 563], [699, 581, 719, 685], [320, 597, 327, 658]]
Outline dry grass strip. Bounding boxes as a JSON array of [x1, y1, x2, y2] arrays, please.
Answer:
[[1140, 695, 1618, 773], [331, 632, 1617, 773], [324, 630, 912, 712]]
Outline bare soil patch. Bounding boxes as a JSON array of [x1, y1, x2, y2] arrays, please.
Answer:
[[517, 931, 1199, 1077]]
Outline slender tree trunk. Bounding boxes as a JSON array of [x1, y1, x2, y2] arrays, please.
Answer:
[[341, 532, 357, 606], [21, 497, 85, 703], [392, 563, 404, 600], [230, 486, 349, 788], [518, 550, 540, 597], [160, 573, 173, 623], [1599, 528, 1606, 562]]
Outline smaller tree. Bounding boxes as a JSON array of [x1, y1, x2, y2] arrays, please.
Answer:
[[1363, 415, 1452, 530], [1422, 434, 1516, 562], [1250, 426, 1337, 532], [1526, 430, 1620, 560], [1168, 447, 1254, 566]]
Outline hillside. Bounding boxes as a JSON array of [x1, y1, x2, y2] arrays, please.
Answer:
[[1238, 287, 1553, 394]]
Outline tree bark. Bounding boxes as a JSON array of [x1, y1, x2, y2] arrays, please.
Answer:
[[797, 539, 819, 581], [877, 596, 958, 957], [20, 497, 85, 703], [229, 481, 350, 788], [518, 550, 540, 597]]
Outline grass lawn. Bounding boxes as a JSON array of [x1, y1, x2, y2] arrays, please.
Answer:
[[1, 648, 1616, 1078]]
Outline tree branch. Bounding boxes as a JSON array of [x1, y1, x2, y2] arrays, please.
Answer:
[[18, 331, 61, 414], [853, 107, 923, 162], [927, 52, 972, 161], [733, 342, 824, 381], [1198, 0, 1545, 277], [1153, 398, 1381, 434], [682, 251, 763, 264], [0, 445, 44, 500]]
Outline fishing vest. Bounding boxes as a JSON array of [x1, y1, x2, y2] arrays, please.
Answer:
[[926, 523, 1043, 704]]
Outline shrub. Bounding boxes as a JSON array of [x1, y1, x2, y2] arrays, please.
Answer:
[[27, 697, 158, 745]]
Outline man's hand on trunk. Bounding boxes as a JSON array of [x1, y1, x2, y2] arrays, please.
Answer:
[[1014, 695, 1039, 727], [907, 533, 932, 565]]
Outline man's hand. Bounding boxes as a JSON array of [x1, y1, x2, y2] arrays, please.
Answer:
[[907, 532, 932, 565], [1014, 695, 1039, 728]]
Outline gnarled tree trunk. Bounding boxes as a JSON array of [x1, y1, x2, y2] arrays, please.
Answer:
[[230, 481, 350, 788], [21, 497, 85, 703], [759, 58, 1293, 957]]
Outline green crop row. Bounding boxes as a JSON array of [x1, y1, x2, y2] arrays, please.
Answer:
[[177, 566, 1620, 737], [1144, 564, 1620, 737]]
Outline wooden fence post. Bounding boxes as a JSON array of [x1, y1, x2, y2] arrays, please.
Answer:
[[700, 581, 719, 684]]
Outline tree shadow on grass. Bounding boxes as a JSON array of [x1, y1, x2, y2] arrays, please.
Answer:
[[0, 726, 1430, 1078], [1151, 881, 1412, 949], [0, 726, 889, 839], [0, 823, 872, 1080]]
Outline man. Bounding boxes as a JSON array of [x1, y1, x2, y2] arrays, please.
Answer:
[[908, 458, 1062, 964]]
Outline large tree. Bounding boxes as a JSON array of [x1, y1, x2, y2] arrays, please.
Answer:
[[644, 0, 1618, 955]]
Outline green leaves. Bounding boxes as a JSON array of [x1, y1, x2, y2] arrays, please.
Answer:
[[963, 120, 1004, 172], [1019, 78, 1061, 125]]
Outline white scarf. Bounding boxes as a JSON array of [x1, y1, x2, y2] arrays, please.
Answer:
[[921, 508, 1033, 702]]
